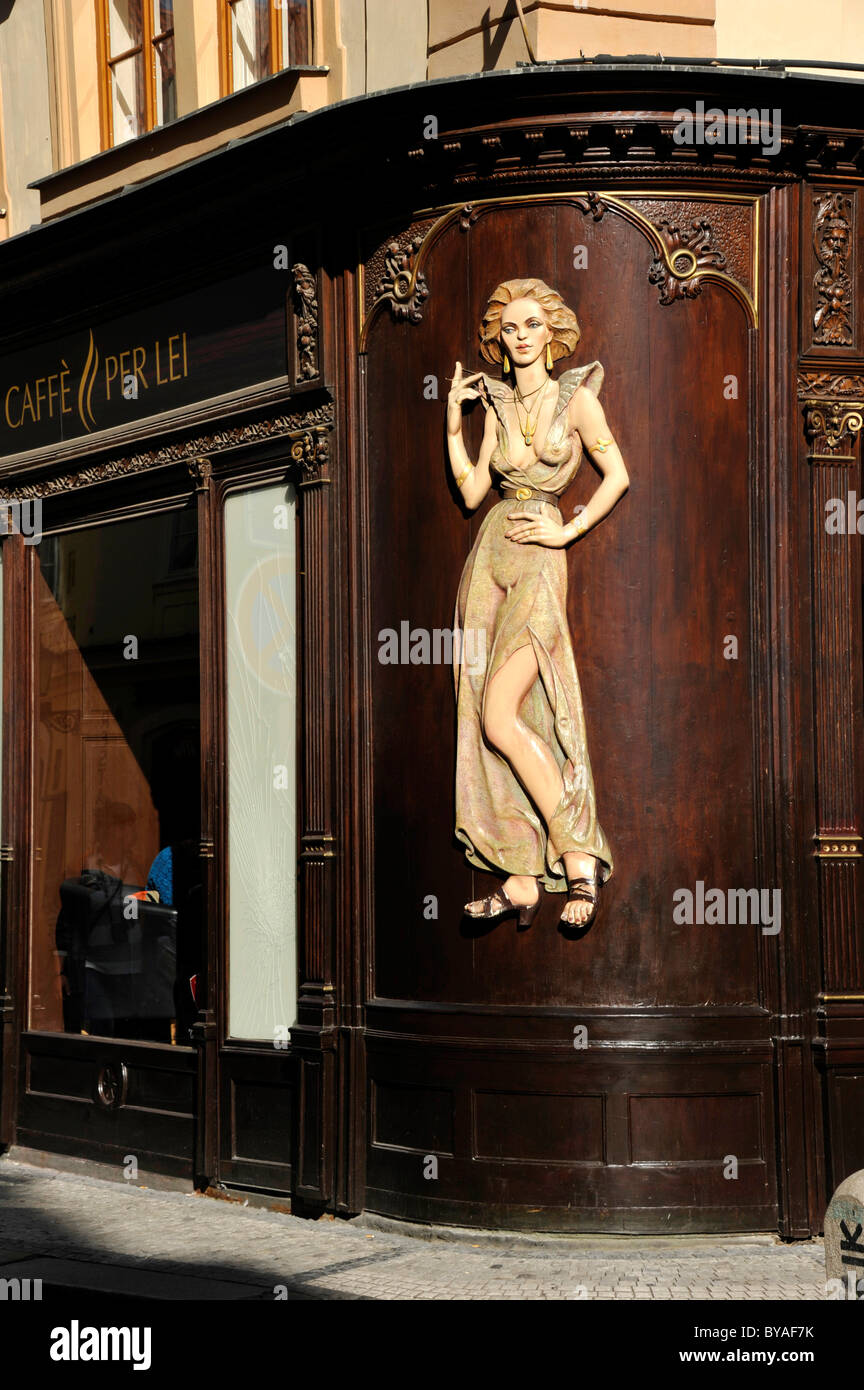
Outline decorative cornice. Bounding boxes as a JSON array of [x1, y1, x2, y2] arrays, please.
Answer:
[[402, 119, 864, 197], [1, 400, 335, 500]]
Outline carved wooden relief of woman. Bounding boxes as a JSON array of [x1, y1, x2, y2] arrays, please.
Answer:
[[447, 277, 629, 929]]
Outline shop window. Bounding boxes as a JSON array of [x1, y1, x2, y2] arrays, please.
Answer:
[[33, 510, 200, 1043], [224, 482, 297, 1040], [221, 0, 310, 94], [98, 0, 177, 147]]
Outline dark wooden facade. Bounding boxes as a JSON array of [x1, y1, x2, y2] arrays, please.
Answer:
[[0, 65, 862, 1235]]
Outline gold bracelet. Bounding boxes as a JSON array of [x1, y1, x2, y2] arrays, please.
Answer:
[[455, 465, 474, 490], [573, 512, 588, 539], [591, 436, 613, 454]]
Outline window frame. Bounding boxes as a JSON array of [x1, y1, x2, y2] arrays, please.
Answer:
[[96, 0, 176, 149], [219, 0, 311, 97]]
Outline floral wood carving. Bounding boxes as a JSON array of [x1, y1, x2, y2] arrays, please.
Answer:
[[187, 455, 212, 491], [813, 192, 854, 346], [574, 192, 607, 222], [803, 399, 864, 451], [371, 235, 430, 325], [648, 219, 727, 305], [291, 428, 330, 487], [291, 262, 319, 380], [798, 371, 864, 398]]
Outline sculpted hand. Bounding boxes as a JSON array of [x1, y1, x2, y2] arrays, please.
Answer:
[[447, 360, 489, 435], [505, 510, 569, 548]]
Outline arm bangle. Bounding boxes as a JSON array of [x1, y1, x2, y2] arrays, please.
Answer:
[[456, 465, 473, 490]]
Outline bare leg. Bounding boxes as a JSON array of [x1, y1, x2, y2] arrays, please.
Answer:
[[467, 643, 598, 925]]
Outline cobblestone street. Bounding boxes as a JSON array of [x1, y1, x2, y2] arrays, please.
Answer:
[[0, 1155, 828, 1301]]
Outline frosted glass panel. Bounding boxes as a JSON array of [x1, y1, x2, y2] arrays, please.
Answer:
[[225, 483, 297, 1039]]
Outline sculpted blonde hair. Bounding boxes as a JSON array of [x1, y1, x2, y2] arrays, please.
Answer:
[[479, 277, 581, 366]]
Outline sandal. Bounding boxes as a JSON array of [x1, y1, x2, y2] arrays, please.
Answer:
[[464, 884, 542, 928], [561, 859, 603, 927]]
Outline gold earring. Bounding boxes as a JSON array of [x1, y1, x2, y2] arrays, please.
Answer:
[[503, 352, 510, 374], [546, 343, 553, 370]]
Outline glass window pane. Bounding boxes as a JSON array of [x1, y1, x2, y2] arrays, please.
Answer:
[[225, 483, 297, 1040], [231, 0, 271, 89], [109, 0, 143, 56], [110, 54, 146, 143], [154, 35, 177, 125], [280, 0, 308, 67], [153, 0, 173, 37], [33, 512, 201, 1043]]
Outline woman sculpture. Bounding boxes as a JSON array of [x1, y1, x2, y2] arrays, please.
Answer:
[[447, 277, 629, 928]]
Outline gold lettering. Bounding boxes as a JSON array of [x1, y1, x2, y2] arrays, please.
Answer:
[[5, 385, 21, 428], [154, 340, 168, 385], [20, 382, 35, 424], [104, 355, 119, 399], [60, 362, 72, 414], [34, 377, 47, 421], [182, 331, 188, 377], [132, 345, 148, 390], [167, 334, 182, 380]]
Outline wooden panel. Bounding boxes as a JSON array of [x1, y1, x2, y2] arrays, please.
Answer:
[[826, 1071, 864, 1191], [629, 1093, 763, 1163], [367, 198, 755, 1009], [18, 1032, 196, 1175], [474, 1090, 604, 1163], [364, 1041, 776, 1232], [372, 1080, 455, 1154]]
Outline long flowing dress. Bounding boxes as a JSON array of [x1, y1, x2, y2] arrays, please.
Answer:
[[452, 361, 613, 893]]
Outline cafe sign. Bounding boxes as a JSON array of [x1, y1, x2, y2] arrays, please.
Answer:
[[0, 265, 288, 455]]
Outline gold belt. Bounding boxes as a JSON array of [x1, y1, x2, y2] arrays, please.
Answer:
[[500, 484, 559, 505]]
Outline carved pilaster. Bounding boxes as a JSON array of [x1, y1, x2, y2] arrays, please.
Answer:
[[803, 386, 863, 991], [295, 437, 334, 998]]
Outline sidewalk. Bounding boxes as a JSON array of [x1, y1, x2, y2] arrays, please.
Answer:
[[0, 1154, 827, 1300]]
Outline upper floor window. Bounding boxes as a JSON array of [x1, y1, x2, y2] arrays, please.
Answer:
[[222, 0, 310, 93], [98, 1, 177, 146]]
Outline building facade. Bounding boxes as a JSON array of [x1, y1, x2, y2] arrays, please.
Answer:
[[0, 3, 862, 1235]]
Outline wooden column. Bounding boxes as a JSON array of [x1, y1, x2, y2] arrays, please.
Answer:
[[292, 420, 338, 1208]]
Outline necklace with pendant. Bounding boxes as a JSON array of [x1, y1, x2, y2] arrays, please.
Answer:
[[513, 376, 550, 446]]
